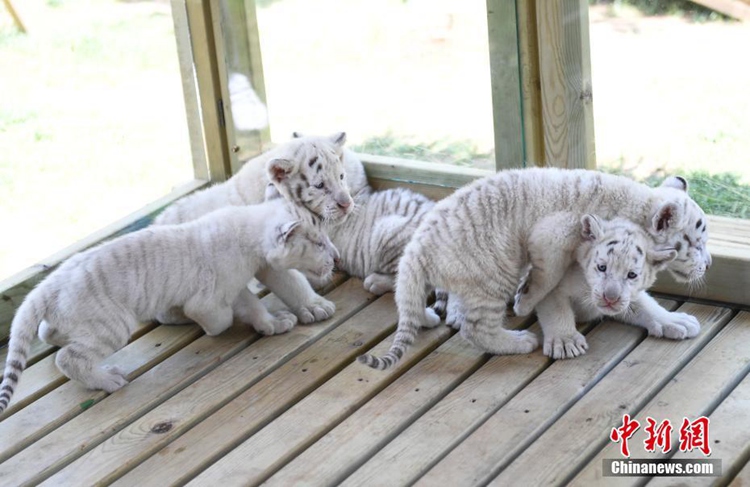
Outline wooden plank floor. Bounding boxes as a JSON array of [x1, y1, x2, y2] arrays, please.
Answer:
[[0, 277, 747, 486]]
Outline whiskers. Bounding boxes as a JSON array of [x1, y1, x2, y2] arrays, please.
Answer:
[[686, 275, 707, 296]]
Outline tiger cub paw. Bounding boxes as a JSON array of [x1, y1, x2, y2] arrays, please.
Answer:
[[543, 332, 588, 360], [363, 273, 394, 295], [294, 297, 336, 324], [253, 310, 298, 335], [646, 311, 701, 340]]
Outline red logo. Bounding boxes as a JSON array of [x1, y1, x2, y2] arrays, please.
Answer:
[[610, 415, 711, 457]]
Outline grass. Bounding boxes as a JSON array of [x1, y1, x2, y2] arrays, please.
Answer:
[[603, 165, 750, 219], [590, 0, 729, 21], [357, 135, 750, 220], [351, 134, 494, 169]]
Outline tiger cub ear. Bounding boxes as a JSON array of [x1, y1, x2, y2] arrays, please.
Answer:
[[580, 214, 603, 241], [660, 176, 688, 193], [267, 158, 296, 183], [277, 220, 301, 243], [652, 201, 684, 233], [329, 132, 346, 147], [648, 247, 678, 270], [291, 131, 304, 139]]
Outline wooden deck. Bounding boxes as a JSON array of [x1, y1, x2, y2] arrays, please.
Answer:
[[0, 275, 748, 486]]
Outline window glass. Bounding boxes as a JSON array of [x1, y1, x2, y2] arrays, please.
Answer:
[[255, 0, 495, 169], [0, 0, 194, 279], [589, 1, 750, 219]]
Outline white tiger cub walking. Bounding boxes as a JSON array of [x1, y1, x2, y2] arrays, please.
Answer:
[[154, 133, 358, 325], [359, 168, 711, 370], [517, 213, 679, 360], [0, 199, 338, 412]]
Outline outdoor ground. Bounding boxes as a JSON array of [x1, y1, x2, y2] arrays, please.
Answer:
[[0, 0, 748, 279]]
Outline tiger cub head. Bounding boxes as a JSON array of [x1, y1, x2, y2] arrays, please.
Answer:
[[267, 218, 340, 283], [266, 133, 354, 224], [580, 214, 676, 316], [648, 176, 711, 283]]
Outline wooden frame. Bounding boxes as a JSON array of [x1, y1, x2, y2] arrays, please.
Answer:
[[0, 0, 235, 342]]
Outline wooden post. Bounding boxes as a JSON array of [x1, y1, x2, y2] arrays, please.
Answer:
[[486, 0, 526, 170], [211, 0, 269, 175], [170, 0, 210, 181], [517, 0, 545, 166], [537, 0, 596, 169], [185, 0, 233, 182]]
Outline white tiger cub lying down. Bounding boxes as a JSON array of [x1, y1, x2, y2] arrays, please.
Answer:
[[359, 168, 711, 371], [516, 213, 683, 360], [266, 181, 436, 295], [0, 199, 338, 413]]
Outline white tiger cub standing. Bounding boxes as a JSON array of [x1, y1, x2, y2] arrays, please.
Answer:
[[0, 199, 338, 413], [517, 213, 679, 360], [359, 168, 711, 370], [154, 133, 358, 325]]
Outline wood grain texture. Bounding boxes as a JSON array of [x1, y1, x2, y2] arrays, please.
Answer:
[[187, 326, 456, 485], [110, 290, 391, 487], [485, 303, 733, 486], [416, 318, 647, 486], [537, 0, 596, 169], [185, 0, 232, 182], [517, 0, 545, 166], [39, 279, 371, 487], [572, 310, 750, 486], [0, 324, 203, 468], [265, 316, 530, 487]]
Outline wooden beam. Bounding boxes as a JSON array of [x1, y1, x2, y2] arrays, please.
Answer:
[[537, 0, 596, 169], [0, 180, 208, 342], [486, 0, 526, 170]]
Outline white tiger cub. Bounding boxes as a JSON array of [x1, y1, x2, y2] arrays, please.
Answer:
[[359, 168, 711, 370], [266, 181, 435, 295], [0, 199, 338, 412], [154, 133, 359, 325], [518, 213, 679, 360]]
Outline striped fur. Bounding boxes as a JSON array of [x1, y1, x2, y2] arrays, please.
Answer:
[[358, 168, 711, 370], [153, 133, 359, 326], [154, 133, 357, 227], [327, 186, 434, 294], [0, 200, 337, 412], [518, 214, 679, 360]]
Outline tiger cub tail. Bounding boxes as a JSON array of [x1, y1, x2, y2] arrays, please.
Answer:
[[0, 284, 49, 414], [358, 242, 435, 370]]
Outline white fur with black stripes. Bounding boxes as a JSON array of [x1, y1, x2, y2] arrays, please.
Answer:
[[358, 168, 711, 370]]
